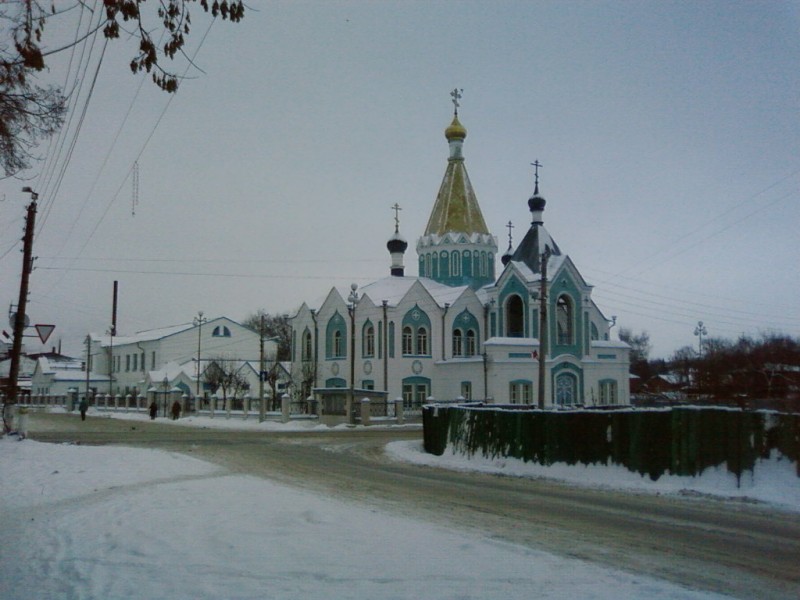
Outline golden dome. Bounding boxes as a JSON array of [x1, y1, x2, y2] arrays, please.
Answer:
[[444, 115, 467, 140]]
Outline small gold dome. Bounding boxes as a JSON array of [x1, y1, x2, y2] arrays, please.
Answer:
[[445, 115, 467, 140]]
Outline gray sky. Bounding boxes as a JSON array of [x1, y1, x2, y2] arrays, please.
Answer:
[[1, 1, 798, 360]]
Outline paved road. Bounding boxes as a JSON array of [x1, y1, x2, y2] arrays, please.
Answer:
[[26, 412, 800, 599]]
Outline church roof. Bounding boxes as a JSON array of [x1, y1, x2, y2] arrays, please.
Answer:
[[423, 116, 490, 237], [336, 276, 469, 309], [509, 222, 562, 274]]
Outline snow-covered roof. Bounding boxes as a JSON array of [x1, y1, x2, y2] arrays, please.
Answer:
[[592, 340, 629, 349], [344, 276, 469, 309], [92, 322, 195, 347], [484, 336, 540, 347]]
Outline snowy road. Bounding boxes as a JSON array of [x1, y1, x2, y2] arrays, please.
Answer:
[[27, 413, 800, 599]]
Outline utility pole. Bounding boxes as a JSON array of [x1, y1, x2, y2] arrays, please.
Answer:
[[5, 189, 37, 417], [259, 313, 266, 422], [537, 248, 551, 409]]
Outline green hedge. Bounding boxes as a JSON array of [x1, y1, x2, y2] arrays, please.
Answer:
[[422, 406, 800, 481]]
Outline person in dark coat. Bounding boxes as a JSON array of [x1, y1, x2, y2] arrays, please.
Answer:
[[149, 401, 158, 420], [79, 397, 89, 421], [171, 400, 181, 420]]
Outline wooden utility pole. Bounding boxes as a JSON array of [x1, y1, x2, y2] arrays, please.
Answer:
[[5, 194, 37, 410], [537, 249, 550, 409], [259, 313, 266, 422]]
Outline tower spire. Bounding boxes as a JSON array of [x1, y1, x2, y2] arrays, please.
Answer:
[[387, 203, 408, 277]]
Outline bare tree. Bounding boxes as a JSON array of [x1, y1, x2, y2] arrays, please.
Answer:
[[203, 357, 249, 409], [1, 1, 245, 177]]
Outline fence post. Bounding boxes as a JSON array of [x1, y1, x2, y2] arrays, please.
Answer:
[[281, 393, 291, 423], [395, 397, 404, 425], [361, 398, 371, 426]]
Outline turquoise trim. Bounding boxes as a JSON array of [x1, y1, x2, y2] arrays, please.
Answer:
[[598, 354, 617, 360], [325, 377, 346, 388]]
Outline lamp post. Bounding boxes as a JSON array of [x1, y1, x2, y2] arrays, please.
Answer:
[[347, 283, 360, 425], [162, 376, 170, 418], [694, 321, 707, 356], [193, 311, 207, 397]]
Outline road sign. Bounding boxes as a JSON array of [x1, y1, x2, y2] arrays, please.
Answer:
[[35, 324, 55, 344]]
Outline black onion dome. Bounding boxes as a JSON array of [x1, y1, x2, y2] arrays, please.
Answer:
[[501, 249, 513, 266], [387, 232, 408, 254], [528, 187, 546, 213]]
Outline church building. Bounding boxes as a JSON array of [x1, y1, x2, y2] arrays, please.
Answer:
[[290, 94, 629, 410]]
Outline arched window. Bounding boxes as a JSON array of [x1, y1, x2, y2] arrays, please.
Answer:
[[402, 326, 414, 355], [416, 327, 428, 356], [212, 325, 231, 337], [451, 251, 460, 276], [432, 252, 439, 279], [452, 329, 463, 357], [362, 322, 375, 357], [326, 312, 347, 359], [481, 252, 487, 276], [302, 329, 313, 361], [465, 329, 477, 356], [425, 253, 431, 277], [557, 295, 573, 345], [556, 372, 578, 406], [506, 295, 524, 337]]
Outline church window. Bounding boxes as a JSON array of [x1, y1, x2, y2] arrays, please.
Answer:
[[432, 252, 438, 279], [509, 380, 532, 404], [506, 295, 524, 337], [466, 329, 477, 356], [416, 327, 429, 356], [389, 322, 395, 358], [555, 373, 578, 406], [212, 326, 231, 337], [402, 326, 413, 355], [363, 322, 375, 357], [452, 329, 463, 357], [451, 251, 460, 276], [599, 380, 618, 405], [425, 253, 431, 277], [440, 251, 449, 278], [557, 295, 574, 345], [481, 252, 487, 276], [488, 253, 494, 278], [302, 330, 313, 361], [326, 312, 347, 359], [132, 353, 137, 371]]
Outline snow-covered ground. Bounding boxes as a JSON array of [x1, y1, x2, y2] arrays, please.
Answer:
[[1, 409, 796, 599]]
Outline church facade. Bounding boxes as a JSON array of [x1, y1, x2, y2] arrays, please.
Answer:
[[290, 100, 629, 409]]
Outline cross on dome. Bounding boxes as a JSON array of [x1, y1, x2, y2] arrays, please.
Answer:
[[450, 88, 463, 116]]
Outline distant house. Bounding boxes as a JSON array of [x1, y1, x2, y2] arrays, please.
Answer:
[[88, 317, 273, 398], [30, 355, 108, 398]]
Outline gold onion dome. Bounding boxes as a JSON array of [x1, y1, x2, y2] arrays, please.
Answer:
[[445, 115, 467, 140]]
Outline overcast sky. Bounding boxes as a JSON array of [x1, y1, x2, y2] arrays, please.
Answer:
[[1, 1, 798, 359]]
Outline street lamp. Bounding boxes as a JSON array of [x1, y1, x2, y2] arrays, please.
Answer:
[[347, 283, 360, 424], [193, 311, 207, 397], [694, 321, 707, 356], [162, 376, 170, 418]]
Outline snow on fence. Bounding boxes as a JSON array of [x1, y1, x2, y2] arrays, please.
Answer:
[[422, 404, 800, 483]]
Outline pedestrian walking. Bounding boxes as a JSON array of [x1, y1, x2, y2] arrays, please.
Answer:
[[171, 400, 181, 420], [79, 396, 89, 421], [149, 401, 158, 420]]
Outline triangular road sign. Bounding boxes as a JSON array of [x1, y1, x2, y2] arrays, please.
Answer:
[[35, 324, 55, 345]]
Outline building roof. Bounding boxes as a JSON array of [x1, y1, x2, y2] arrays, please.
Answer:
[[351, 276, 470, 309]]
